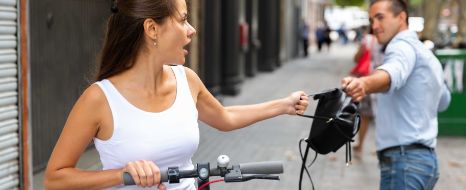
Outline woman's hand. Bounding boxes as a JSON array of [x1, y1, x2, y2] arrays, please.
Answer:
[[122, 160, 166, 190], [284, 91, 309, 115]]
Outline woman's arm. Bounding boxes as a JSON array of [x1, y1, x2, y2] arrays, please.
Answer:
[[185, 68, 308, 132], [44, 85, 165, 190], [44, 85, 124, 190]]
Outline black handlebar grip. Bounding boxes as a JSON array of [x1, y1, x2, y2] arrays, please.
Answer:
[[123, 169, 168, 185], [239, 161, 284, 174], [160, 169, 168, 182]]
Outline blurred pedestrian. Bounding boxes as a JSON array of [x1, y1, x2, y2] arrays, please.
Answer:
[[301, 20, 310, 57], [316, 22, 332, 52], [44, 0, 309, 189], [315, 23, 325, 52], [337, 24, 348, 44], [341, 0, 451, 189], [354, 26, 366, 42], [324, 22, 332, 51]]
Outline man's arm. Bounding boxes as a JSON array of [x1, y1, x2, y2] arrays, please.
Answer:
[[342, 40, 416, 102], [438, 82, 451, 112], [341, 70, 391, 102]]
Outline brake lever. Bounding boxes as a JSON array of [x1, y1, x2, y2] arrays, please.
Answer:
[[250, 175, 280, 180], [224, 174, 280, 182]]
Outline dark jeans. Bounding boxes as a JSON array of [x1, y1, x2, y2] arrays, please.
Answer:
[[302, 39, 309, 56], [317, 40, 323, 52]]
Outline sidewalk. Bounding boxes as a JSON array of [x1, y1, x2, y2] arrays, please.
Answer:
[[33, 44, 466, 189]]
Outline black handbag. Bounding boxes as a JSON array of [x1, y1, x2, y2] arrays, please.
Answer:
[[304, 88, 360, 154], [298, 88, 360, 190]]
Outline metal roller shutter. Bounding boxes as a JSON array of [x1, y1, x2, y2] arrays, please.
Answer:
[[0, 0, 19, 189]]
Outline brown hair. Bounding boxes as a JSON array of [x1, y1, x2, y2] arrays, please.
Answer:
[[370, 0, 409, 25], [96, 0, 178, 81]]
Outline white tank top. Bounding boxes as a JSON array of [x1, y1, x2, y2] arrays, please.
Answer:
[[94, 65, 199, 190]]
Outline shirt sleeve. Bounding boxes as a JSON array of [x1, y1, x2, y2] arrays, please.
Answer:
[[438, 81, 451, 112], [376, 40, 416, 94]]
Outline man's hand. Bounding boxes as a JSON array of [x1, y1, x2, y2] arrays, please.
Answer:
[[341, 76, 367, 102]]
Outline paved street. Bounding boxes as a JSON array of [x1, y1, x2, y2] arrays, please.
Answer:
[[34, 45, 466, 190]]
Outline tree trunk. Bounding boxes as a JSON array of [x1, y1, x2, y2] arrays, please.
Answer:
[[456, 0, 466, 45], [421, 0, 442, 40]]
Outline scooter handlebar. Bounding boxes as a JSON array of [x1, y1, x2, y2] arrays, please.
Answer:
[[123, 161, 284, 185], [239, 161, 284, 175]]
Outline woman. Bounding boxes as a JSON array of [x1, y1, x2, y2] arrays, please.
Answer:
[[44, 0, 309, 189], [351, 26, 383, 157]]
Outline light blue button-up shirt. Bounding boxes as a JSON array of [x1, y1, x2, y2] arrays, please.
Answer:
[[375, 30, 451, 151]]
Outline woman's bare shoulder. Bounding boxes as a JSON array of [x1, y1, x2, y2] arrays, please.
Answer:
[[80, 84, 106, 103], [182, 66, 203, 86], [182, 66, 199, 78], [73, 83, 108, 113]]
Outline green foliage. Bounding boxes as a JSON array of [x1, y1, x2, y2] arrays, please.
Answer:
[[333, 0, 423, 8], [334, 0, 365, 7], [409, 0, 423, 7]]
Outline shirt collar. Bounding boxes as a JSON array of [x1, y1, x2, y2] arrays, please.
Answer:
[[390, 29, 417, 43]]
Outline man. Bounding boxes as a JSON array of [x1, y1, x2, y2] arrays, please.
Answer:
[[341, 0, 451, 189], [301, 21, 310, 57]]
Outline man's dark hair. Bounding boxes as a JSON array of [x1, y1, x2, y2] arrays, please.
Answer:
[[370, 0, 409, 25]]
